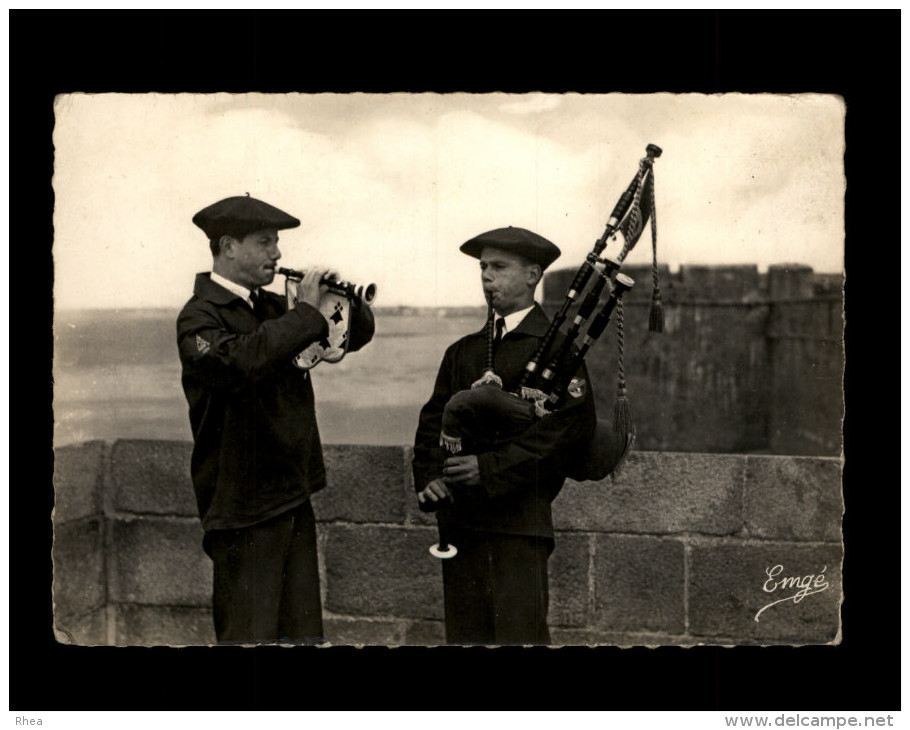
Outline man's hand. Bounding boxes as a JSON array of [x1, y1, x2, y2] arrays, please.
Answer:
[[443, 455, 481, 485], [417, 478, 453, 511], [296, 267, 340, 309]]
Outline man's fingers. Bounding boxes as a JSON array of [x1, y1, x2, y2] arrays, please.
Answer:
[[297, 269, 326, 308], [420, 485, 447, 502], [430, 482, 450, 499], [443, 461, 469, 476], [311, 267, 340, 288], [420, 480, 453, 502], [303, 268, 325, 285]]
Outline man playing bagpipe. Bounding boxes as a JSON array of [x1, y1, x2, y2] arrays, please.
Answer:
[[412, 227, 598, 645]]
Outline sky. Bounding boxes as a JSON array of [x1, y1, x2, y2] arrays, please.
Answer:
[[52, 92, 845, 310]]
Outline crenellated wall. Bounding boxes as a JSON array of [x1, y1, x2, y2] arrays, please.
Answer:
[[542, 263, 844, 456], [52, 440, 843, 647]]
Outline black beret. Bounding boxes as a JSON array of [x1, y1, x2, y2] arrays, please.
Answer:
[[460, 226, 561, 270], [192, 195, 301, 239]]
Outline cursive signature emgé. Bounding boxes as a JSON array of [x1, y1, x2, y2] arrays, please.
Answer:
[[754, 564, 830, 622]]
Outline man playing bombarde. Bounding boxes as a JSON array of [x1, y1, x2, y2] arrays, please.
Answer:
[[177, 194, 374, 644]]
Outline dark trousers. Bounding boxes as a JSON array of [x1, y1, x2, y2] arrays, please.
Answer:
[[206, 500, 323, 644], [441, 527, 552, 645]]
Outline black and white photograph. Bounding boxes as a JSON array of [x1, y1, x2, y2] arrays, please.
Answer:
[[51, 92, 846, 649], [14, 9, 899, 719]]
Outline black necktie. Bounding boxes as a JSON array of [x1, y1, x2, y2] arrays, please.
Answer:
[[494, 317, 505, 345], [250, 290, 268, 320]]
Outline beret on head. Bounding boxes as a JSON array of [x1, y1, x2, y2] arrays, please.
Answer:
[[192, 195, 301, 239], [460, 226, 561, 270]]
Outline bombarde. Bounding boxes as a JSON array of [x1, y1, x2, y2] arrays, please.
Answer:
[[278, 266, 378, 306]]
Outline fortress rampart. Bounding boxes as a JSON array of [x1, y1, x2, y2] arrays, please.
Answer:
[[53, 440, 842, 647], [543, 263, 843, 456]]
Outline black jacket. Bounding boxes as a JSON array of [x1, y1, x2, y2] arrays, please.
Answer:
[[412, 304, 596, 540], [177, 273, 375, 532]]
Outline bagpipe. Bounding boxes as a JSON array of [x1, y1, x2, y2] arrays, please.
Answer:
[[427, 144, 664, 560], [277, 266, 377, 370]]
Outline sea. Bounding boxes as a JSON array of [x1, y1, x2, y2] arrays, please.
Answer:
[[52, 307, 487, 448]]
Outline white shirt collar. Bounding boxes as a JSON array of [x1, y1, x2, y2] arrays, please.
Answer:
[[210, 271, 257, 307], [495, 304, 535, 335]]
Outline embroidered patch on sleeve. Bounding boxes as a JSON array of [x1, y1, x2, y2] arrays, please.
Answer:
[[196, 334, 211, 354], [567, 377, 586, 398]]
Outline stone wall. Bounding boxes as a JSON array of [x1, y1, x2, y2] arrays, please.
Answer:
[[767, 297, 844, 455], [542, 263, 844, 456], [51, 441, 109, 644], [52, 440, 843, 647]]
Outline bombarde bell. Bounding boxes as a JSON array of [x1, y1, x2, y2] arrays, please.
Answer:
[[278, 266, 378, 371], [426, 144, 665, 561]]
